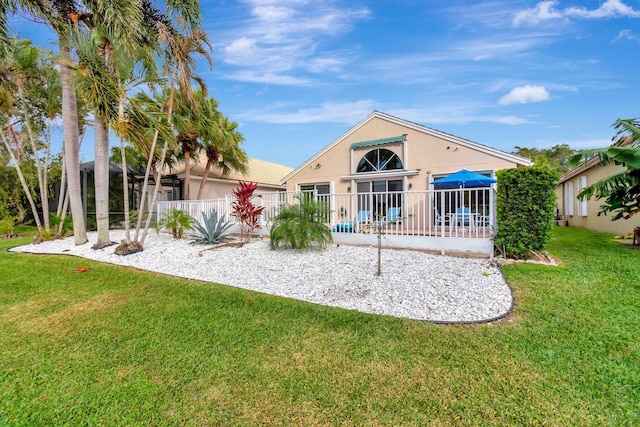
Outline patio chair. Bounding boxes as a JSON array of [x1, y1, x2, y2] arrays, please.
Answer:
[[435, 208, 447, 227], [455, 207, 475, 231], [333, 210, 370, 232], [383, 207, 402, 224]]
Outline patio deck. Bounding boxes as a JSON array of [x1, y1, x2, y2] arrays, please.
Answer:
[[157, 188, 497, 257]]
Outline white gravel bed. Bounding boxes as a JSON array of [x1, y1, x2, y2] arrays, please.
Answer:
[[10, 231, 513, 322]]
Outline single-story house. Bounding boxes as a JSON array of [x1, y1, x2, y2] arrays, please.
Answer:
[[168, 156, 293, 200], [282, 111, 531, 193], [281, 110, 531, 219], [159, 111, 532, 255], [556, 159, 640, 236]]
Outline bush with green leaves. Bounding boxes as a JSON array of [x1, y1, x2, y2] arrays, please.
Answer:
[[155, 208, 194, 239], [190, 210, 235, 245], [50, 214, 73, 237], [0, 216, 16, 237], [270, 195, 333, 250], [494, 166, 558, 259]]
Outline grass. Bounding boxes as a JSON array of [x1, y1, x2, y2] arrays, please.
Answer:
[[0, 227, 638, 426]]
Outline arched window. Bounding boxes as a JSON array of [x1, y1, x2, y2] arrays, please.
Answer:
[[356, 149, 403, 173]]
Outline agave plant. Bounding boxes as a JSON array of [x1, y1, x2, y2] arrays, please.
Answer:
[[190, 210, 235, 245]]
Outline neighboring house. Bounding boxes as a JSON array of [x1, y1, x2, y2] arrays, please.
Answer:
[[169, 157, 293, 200], [556, 160, 640, 236], [281, 110, 531, 213]]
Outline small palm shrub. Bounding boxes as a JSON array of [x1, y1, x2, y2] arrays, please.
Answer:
[[270, 195, 333, 250], [50, 214, 73, 237], [0, 216, 16, 238], [190, 210, 235, 245], [155, 208, 194, 239]]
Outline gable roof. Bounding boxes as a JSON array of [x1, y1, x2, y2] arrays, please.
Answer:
[[557, 157, 600, 184], [169, 157, 293, 187], [558, 134, 638, 184], [281, 111, 532, 184]]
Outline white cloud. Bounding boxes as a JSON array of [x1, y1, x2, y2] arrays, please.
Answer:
[[224, 37, 258, 60], [241, 100, 378, 124], [514, 0, 640, 26], [613, 29, 640, 43], [499, 85, 550, 105], [493, 115, 535, 125], [513, 1, 563, 26], [217, 1, 370, 84], [224, 71, 310, 86]]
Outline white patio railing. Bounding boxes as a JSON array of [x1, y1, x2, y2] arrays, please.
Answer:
[[157, 188, 497, 255]]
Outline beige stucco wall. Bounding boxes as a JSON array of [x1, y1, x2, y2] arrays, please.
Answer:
[[185, 176, 283, 200], [284, 115, 522, 193], [556, 163, 640, 236]]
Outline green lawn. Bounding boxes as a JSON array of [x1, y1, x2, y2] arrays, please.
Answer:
[[1, 227, 638, 426]]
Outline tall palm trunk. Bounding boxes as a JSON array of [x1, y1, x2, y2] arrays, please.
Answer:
[[93, 116, 112, 248], [118, 95, 132, 244], [21, 106, 50, 232], [60, 45, 87, 245], [133, 140, 156, 242], [1, 122, 43, 232], [56, 142, 67, 217], [183, 147, 192, 200], [196, 157, 214, 200], [140, 81, 177, 247]]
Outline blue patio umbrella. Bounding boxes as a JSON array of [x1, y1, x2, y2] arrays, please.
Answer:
[[432, 169, 496, 231], [431, 169, 496, 188]]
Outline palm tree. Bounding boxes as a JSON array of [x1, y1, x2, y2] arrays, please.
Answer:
[[66, 1, 147, 249], [3, 0, 91, 244], [172, 88, 202, 200], [572, 118, 640, 220], [137, 27, 213, 247], [196, 111, 248, 200], [0, 38, 60, 237]]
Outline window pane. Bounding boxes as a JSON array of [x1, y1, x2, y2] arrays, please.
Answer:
[[388, 180, 403, 192], [357, 182, 370, 193], [316, 184, 330, 194], [372, 181, 386, 193], [356, 148, 403, 173]]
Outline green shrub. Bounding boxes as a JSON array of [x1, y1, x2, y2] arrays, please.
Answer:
[[0, 216, 15, 237], [494, 167, 558, 259], [270, 195, 333, 250], [190, 210, 235, 245], [50, 214, 73, 236], [155, 208, 195, 239]]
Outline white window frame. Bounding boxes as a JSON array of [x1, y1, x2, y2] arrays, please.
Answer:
[[565, 182, 574, 216], [577, 176, 588, 216]]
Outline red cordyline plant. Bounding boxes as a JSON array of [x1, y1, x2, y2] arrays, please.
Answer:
[[232, 181, 265, 244]]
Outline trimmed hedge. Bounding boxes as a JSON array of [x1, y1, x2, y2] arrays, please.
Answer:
[[494, 167, 558, 259]]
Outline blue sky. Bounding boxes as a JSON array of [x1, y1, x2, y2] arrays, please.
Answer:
[[11, 0, 640, 168]]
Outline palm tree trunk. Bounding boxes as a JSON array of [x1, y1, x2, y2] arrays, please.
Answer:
[[140, 136, 169, 246], [60, 45, 87, 245], [93, 115, 112, 248], [43, 123, 52, 232], [1, 124, 44, 232], [119, 137, 131, 243], [133, 131, 159, 242], [118, 96, 132, 244], [18, 85, 50, 233], [140, 81, 177, 246], [196, 158, 213, 200], [56, 142, 67, 217], [184, 149, 191, 200]]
